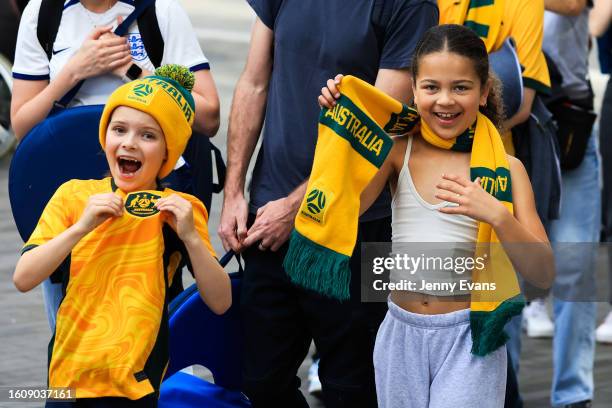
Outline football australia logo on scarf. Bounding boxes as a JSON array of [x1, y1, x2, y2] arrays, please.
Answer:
[[125, 192, 161, 218], [300, 187, 332, 225]]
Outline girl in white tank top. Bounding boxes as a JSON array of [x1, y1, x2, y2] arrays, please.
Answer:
[[319, 25, 554, 408]]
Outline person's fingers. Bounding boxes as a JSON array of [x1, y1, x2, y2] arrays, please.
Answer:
[[438, 206, 465, 215], [111, 194, 123, 205], [441, 173, 470, 187], [92, 203, 118, 217], [218, 217, 240, 251], [102, 43, 130, 57], [436, 180, 464, 196], [156, 205, 176, 216], [223, 224, 242, 251], [434, 192, 464, 205], [157, 195, 187, 209], [217, 221, 229, 246], [334, 74, 344, 83], [219, 235, 230, 252], [89, 25, 113, 40], [103, 48, 130, 63], [270, 238, 286, 252], [108, 55, 133, 70], [321, 86, 336, 106], [327, 78, 340, 98], [227, 233, 243, 252], [107, 201, 122, 216], [318, 95, 333, 109], [99, 35, 128, 47], [236, 211, 248, 241], [242, 228, 264, 247], [259, 237, 273, 251], [157, 203, 182, 216]]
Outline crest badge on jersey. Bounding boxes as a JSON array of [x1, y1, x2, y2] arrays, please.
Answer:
[[128, 33, 147, 62], [125, 192, 161, 218]]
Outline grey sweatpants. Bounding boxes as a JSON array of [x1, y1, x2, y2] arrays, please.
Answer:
[[373, 300, 507, 408]]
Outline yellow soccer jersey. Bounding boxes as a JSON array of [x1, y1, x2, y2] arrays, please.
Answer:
[[438, 0, 551, 93], [23, 178, 215, 399]]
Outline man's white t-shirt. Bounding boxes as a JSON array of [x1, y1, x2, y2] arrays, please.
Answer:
[[13, 0, 209, 107]]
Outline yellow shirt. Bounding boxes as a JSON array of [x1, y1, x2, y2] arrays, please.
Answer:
[[438, 0, 551, 93], [24, 178, 215, 399]]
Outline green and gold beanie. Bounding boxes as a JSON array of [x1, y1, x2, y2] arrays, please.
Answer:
[[99, 64, 196, 178]]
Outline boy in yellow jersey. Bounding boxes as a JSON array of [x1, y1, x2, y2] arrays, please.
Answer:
[[13, 65, 231, 408]]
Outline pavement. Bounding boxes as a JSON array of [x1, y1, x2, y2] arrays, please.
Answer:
[[0, 0, 611, 407]]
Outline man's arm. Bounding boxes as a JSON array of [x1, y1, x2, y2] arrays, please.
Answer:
[[545, 0, 588, 16], [374, 68, 413, 104], [242, 67, 415, 252], [504, 88, 536, 131], [590, 0, 612, 36], [218, 18, 273, 252]]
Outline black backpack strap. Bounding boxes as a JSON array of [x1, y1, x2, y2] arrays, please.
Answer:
[[37, 0, 64, 61], [136, 0, 164, 68]]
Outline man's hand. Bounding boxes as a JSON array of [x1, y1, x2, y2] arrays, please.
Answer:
[[243, 196, 299, 252], [218, 194, 249, 252]]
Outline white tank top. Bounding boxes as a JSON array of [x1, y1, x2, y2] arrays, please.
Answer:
[[390, 137, 478, 296]]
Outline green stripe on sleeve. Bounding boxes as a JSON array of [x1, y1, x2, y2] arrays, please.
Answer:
[[522, 77, 552, 95], [469, 0, 495, 8], [464, 20, 490, 38]]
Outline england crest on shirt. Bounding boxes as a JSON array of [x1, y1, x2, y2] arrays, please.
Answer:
[[128, 33, 147, 62]]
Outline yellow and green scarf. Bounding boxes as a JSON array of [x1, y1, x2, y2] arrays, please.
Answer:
[[283, 75, 419, 301], [440, 0, 505, 52], [421, 113, 524, 356]]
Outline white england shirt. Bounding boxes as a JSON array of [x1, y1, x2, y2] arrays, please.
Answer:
[[13, 0, 209, 107]]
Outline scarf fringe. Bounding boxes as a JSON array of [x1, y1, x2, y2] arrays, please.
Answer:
[[470, 295, 525, 356], [283, 229, 351, 301]]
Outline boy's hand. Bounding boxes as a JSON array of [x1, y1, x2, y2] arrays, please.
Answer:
[[155, 194, 199, 244], [76, 193, 123, 234]]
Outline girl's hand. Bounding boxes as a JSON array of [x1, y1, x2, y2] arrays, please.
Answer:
[[318, 74, 343, 108], [155, 194, 199, 243], [67, 26, 132, 81], [76, 193, 123, 234], [435, 174, 508, 226]]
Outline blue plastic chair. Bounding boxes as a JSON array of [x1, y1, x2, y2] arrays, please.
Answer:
[[159, 252, 250, 408], [9, 105, 109, 241]]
